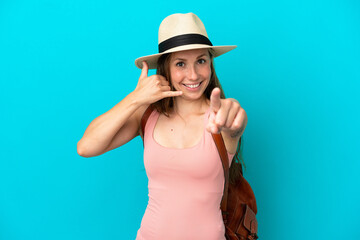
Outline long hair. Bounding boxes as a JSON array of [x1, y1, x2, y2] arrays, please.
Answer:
[[151, 49, 245, 183]]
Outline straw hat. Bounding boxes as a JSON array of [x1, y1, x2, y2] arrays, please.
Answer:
[[134, 13, 237, 69]]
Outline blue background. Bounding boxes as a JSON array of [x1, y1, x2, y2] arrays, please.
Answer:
[[1, 0, 359, 239]]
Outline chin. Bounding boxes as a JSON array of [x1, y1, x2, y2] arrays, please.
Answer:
[[181, 91, 207, 101]]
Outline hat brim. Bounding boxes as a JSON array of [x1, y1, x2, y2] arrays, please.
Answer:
[[135, 44, 237, 69]]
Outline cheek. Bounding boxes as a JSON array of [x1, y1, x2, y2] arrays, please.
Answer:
[[170, 70, 183, 83], [201, 65, 211, 79]]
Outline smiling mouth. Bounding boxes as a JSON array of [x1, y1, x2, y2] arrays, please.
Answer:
[[182, 81, 202, 89]]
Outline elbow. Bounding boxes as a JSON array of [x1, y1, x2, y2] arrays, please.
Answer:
[[77, 140, 91, 158], [77, 147, 87, 158], [77, 139, 105, 158]]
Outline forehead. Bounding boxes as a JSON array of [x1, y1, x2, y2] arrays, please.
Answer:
[[170, 48, 210, 60]]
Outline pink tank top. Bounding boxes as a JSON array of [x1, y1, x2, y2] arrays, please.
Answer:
[[136, 107, 235, 240]]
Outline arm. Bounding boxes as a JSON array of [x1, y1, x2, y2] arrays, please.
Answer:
[[77, 61, 182, 158], [206, 88, 248, 154], [77, 92, 145, 158], [221, 105, 247, 154]]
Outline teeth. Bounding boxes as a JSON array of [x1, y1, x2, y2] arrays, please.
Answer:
[[184, 83, 200, 88]]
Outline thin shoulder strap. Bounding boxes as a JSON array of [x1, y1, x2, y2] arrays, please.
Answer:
[[140, 105, 154, 143], [211, 133, 230, 222]]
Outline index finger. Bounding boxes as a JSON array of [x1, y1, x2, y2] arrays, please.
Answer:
[[210, 87, 221, 112]]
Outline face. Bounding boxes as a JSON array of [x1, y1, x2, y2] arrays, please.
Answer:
[[169, 48, 211, 101]]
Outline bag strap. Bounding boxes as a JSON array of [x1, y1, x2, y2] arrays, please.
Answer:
[[140, 105, 230, 221], [211, 133, 230, 222]]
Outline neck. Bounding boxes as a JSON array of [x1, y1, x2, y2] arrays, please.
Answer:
[[172, 95, 209, 118]]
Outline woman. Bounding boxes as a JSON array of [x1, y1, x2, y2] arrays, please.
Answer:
[[77, 13, 248, 240]]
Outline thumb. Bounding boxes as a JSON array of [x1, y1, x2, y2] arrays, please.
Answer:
[[210, 87, 221, 112], [140, 61, 149, 79]]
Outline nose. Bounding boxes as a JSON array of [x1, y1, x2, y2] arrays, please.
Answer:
[[187, 64, 199, 81]]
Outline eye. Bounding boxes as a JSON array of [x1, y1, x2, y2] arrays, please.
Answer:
[[176, 62, 185, 67], [198, 58, 206, 64]]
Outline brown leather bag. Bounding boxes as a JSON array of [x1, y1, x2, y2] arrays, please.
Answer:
[[212, 134, 258, 240], [140, 105, 258, 240]]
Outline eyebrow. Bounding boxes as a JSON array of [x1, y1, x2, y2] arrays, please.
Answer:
[[174, 54, 208, 61]]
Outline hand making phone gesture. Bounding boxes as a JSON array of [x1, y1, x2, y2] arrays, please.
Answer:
[[206, 87, 247, 137], [134, 61, 183, 105]]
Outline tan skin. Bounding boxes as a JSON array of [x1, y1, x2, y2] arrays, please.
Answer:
[[153, 49, 247, 153], [77, 48, 247, 157]]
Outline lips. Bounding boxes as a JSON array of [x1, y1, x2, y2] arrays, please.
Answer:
[[182, 81, 202, 89]]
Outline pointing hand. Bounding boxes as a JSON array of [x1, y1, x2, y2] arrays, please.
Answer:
[[206, 87, 246, 136]]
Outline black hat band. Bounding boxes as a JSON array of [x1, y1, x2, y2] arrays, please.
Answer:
[[158, 33, 213, 53]]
